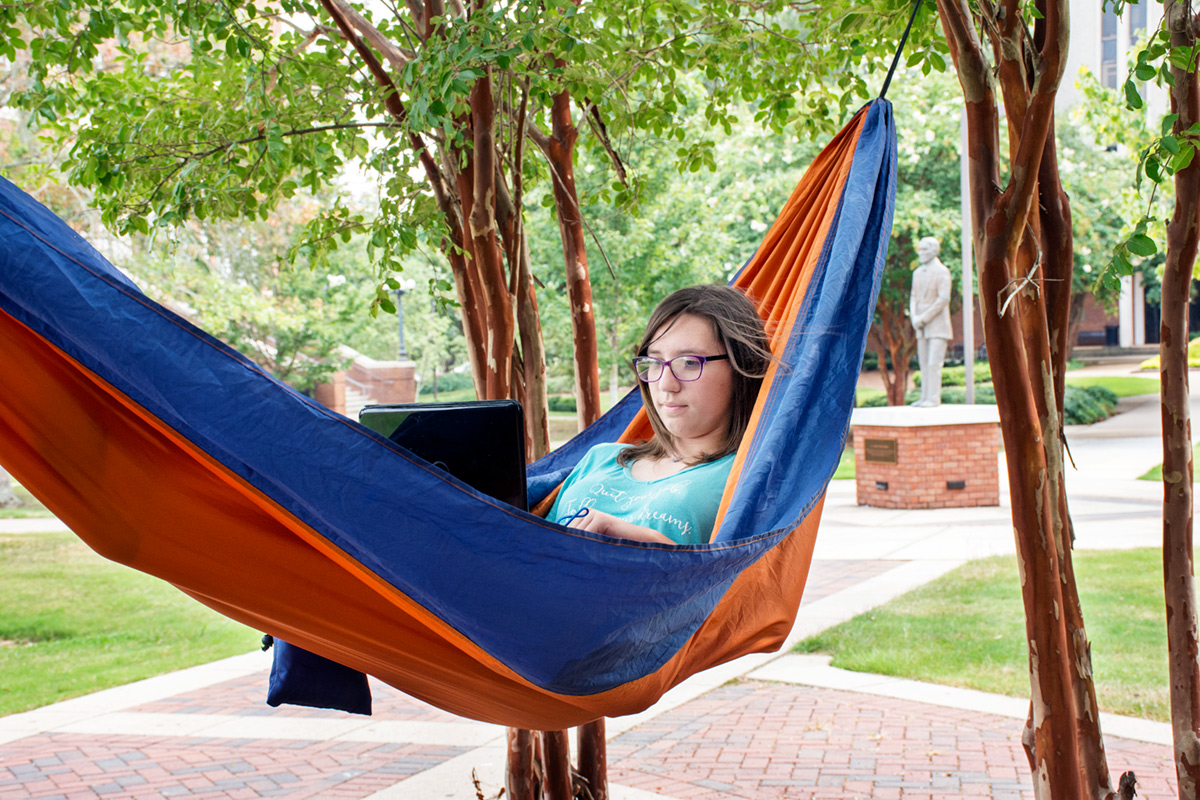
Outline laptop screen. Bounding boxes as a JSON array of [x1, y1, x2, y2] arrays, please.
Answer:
[[359, 400, 528, 512]]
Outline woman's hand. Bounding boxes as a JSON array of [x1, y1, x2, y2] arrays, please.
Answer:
[[564, 509, 675, 544]]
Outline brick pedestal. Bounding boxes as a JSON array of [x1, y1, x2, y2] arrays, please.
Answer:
[[851, 405, 1000, 509]]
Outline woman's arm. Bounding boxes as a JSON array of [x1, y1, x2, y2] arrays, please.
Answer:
[[564, 509, 676, 544]]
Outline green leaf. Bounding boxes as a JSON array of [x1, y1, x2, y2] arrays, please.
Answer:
[[1163, 114, 1180, 136], [1146, 155, 1163, 182], [1124, 79, 1144, 109], [1111, 249, 1134, 277], [1171, 146, 1196, 173], [1135, 63, 1156, 81], [1163, 135, 1181, 155], [1127, 234, 1158, 257]]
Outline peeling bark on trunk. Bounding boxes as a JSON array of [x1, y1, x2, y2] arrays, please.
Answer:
[[937, 0, 1116, 796], [578, 718, 608, 800], [467, 70, 514, 400], [1037, 122, 1112, 797], [542, 730, 573, 800], [506, 728, 537, 800], [1162, 3, 1200, 794], [514, 233, 550, 459], [324, 3, 602, 793], [493, 115, 550, 458], [539, 85, 602, 430]]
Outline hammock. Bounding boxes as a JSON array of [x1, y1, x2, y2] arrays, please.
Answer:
[[0, 99, 896, 730]]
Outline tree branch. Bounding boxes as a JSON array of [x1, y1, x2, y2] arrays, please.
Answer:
[[997, 0, 1067, 260], [580, 100, 627, 186], [526, 118, 617, 281], [324, 0, 414, 71], [111, 122, 400, 167]]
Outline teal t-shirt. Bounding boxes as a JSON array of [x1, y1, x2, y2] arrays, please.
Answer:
[[548, 443, 735, 544]]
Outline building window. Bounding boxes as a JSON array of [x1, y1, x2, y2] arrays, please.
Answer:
[[1129, 2, 1147, 41], [1101, 6, 1119, 88]]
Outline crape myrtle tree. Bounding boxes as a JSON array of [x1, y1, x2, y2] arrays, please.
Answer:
[[7, 2, 921, 798], [812, 0, 1159, 795], [1101, 0, 1200, 793], [934, 0, 1117, 793], [12, 0, 852, 456]]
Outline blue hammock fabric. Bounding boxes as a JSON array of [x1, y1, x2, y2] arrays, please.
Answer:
[[0, 99, 896, 729]]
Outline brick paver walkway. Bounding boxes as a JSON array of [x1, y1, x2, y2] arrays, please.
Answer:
[[0, 559, 1181, 799], [609, 682, 1175, 800], [1, 734, 469, 799]]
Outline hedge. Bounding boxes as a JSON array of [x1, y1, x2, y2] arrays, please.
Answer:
[[860, 382, 1118, 425]]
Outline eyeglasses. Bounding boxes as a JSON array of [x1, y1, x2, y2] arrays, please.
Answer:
[[633, 354, 728, 383]]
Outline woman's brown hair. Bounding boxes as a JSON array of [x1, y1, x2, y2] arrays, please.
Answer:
[[618, 284, 772, 467]]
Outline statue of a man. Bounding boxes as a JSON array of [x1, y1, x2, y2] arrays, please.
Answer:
[[909, 237, 952, 408]]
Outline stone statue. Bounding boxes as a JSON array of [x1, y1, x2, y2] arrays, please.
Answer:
[[909, 237, 952, 408]]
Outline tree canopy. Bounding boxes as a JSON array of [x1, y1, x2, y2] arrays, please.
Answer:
[[10, 0, 936, 453]]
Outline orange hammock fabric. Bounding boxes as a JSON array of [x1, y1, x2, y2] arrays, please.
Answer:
[[0, 100, 895, 729]]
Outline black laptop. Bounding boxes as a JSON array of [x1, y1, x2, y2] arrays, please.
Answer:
[[359, 400, 528, 511]]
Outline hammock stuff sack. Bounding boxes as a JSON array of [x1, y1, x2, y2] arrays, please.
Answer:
[[0, 98, 896, 730]]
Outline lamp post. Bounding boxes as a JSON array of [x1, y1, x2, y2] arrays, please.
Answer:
[[960, 109, 975, 404], [393, 279, 416, 360]]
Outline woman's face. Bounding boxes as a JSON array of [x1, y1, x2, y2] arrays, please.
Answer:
[[645, 313, 734, 451]]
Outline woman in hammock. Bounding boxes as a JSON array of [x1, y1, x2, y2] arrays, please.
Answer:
[[550, 284, 772, 544]]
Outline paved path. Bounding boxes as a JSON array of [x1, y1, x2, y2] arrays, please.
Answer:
[[0, 360, 1188, 799]]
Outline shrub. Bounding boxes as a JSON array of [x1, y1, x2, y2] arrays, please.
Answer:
[[913, 362, 993, 388], [1063, 383, 1118, 425], [1141, 337, 1200, 370], [940, 385, 997, 404], [874, 382, 1112, 424], [1081, 383, 1119, 412], [545, 375, 577, 395], [903, 385, 997, 405], [418, 371, 475, 395], [547, 395, 577, 413]]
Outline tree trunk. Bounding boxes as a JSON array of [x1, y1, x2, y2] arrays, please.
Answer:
[[542, 730, 573, 800], [1162, 2, 1200, 793], [466, 69, 514, 400], [869, 306, 915, 406], [578, 718, 608, 800], [524, 84, 610, 800], [515, 233, 550, 459], [937, 0, 1115, 795], [493, 98, 550, 458], [1065, 293, 1087, 363], [506, 728, 538, 800], [1038, 119, 1113, 797], [539, 85, 602, 429]]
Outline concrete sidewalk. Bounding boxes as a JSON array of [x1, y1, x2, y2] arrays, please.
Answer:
[[0, 374, 1187, 799]]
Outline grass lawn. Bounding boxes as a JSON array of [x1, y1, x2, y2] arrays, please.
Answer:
[[795, 548, 1170, 720], [834, 447, 855, 479], [1064, 375, 1160, 397], [0, 532, 256, 715], [416, 387, 478, 403], [856, 386, 887, 406]]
